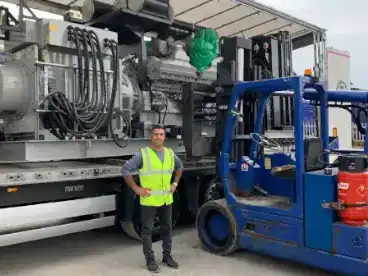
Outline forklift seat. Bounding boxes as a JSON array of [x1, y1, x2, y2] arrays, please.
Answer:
[[271, 138, 324, 179]]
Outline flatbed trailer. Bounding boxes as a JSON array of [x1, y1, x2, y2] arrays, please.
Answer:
[[0, 157, 215, 247]]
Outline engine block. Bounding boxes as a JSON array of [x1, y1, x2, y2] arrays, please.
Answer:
[[146, 47, 218, 85]]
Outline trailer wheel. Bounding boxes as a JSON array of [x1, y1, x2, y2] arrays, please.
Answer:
[[196, 198, 238, 256], [202, 179, 224, 203], [121, 190, 181, 242]]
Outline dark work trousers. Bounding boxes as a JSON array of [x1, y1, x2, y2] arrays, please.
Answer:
[[141, 204, 172, 261]]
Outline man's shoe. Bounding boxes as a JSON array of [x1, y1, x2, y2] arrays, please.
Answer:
[[162, 255, 179, 269], [146, 259, 160, 273]]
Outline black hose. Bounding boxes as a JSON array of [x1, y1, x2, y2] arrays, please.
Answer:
[[313, 103, 367, 135], [162, 94, 168, 124], [330, 104, 366, 135], [106, 39, 132, 148], [147, 80, 162, 124], [40, 26, 132, 147]]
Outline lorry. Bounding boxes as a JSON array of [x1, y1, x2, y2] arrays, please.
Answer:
[[0, 0, 331, 246]]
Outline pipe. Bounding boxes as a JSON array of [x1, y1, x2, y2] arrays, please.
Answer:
[[271, 90, 368, 104], [304, 89, 368, 104]]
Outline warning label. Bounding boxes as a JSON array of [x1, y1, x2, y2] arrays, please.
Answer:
[[241, 163, 248, 171], [356, 185, 368, 198]]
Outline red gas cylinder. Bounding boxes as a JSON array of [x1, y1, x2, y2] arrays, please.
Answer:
[[337, 154, 368, 226]]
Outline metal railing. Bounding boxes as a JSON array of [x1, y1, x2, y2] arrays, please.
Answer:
[[303, 121, 318, 137], [270, 122, 364, 144], [302, 121, 365, 146]]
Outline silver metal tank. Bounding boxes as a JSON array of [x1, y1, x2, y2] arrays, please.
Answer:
[[0, 63, 29, 115]]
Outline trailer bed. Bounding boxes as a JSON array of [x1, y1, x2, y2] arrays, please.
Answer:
[[0, 157, 216, 186]]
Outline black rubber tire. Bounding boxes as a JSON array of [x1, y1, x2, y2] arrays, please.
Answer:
[[196, 198, 238, 256], [202, 179, 224, 203], [121, 191, 181, 242]]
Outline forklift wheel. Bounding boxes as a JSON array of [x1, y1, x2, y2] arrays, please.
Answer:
[[196, 198, 238, 256]]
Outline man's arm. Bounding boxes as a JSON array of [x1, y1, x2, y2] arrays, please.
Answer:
[[122, 151, 149, 196], [172, 154, 183, 185]]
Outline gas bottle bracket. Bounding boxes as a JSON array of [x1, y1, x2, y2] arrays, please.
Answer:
[[322, 201, 368, 210]]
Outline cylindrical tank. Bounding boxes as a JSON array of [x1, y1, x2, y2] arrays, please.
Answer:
[[81, 0, 174, 23], [114, 0, 174, 22], [0, 63, 29, 115], [337, 154, 368, 226], [77, 0, 117, 23]]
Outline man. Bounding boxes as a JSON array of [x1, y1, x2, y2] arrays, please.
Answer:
[[122, 124, 183, 273]]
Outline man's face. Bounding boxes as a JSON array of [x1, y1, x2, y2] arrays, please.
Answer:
[[151, 128, 165, 147]]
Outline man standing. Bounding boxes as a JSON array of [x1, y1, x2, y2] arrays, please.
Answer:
[[122, 124, 183, 273]]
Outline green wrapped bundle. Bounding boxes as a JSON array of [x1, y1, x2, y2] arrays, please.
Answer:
[[186, 28, 219, 73]]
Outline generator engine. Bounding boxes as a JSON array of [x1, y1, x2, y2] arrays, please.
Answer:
[[117, 35, 219, 157]]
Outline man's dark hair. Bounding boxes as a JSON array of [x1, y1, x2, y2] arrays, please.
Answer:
[[151, 124, 164, 132]]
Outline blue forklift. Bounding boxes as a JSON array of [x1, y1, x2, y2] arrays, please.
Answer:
[[196, 76, 368, 276]]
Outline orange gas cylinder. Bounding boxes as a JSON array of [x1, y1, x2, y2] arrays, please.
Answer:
[[337, 154, 368, 226]]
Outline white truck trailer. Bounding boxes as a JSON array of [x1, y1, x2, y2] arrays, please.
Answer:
[[325, 47, 353, 149]]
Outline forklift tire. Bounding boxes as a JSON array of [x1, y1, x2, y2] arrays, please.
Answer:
[[196, 198, 238, 256]]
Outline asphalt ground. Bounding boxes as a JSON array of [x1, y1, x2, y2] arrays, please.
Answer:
[[0, 225, 335, 276]]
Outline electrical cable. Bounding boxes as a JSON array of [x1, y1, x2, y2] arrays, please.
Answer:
[[147, 80, 164, 124], [39, 26, 132, 147]]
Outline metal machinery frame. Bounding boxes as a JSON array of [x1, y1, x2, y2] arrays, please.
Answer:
[[196, 76, 368, 276]]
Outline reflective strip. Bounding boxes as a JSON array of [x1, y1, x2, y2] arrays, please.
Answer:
[[170, 148, 174, 170], [149, 190, 171, 195], [142, 147, 152, 172], [126, 169, 174, 176]]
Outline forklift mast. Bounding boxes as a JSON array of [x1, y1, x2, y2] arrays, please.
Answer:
[[215, 32, 294, 165]]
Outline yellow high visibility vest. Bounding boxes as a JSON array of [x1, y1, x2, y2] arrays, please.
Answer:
[[139, 147, 175, 206]]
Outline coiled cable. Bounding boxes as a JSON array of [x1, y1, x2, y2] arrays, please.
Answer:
[[39, 26, 131, 147]]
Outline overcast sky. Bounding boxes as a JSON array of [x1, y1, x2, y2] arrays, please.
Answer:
[[0, 0, 364, 87], [257, 0, 366, 88]]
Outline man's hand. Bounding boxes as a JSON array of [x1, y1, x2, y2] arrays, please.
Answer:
[[134, 186, 151, 197], [170, 183, 178, 193]]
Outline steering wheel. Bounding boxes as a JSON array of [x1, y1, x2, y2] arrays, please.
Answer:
[[250, 133, 281, 151]]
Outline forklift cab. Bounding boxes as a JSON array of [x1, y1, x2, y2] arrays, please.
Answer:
[[220, 76, 368, 218], [270, 137, 325, 180]]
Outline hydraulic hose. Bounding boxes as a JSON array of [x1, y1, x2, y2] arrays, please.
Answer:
[[40, 26, 132, 148]]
